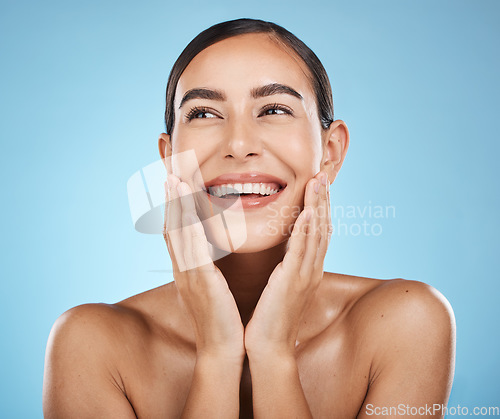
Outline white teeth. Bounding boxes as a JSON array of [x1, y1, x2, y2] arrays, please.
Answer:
[[207, 183, 282, 197], [210, 186, 223, 197]]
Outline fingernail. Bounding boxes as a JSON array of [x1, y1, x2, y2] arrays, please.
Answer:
[[305, 208, 312, 221], [321, 173, 328, 185], [177, 183, 186, 196], [314, 180, 320, 194], [167, 174, 176, 188]]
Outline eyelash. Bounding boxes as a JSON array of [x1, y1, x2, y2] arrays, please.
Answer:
[[185, 103, 293, 121], [260, 103, 293, 117], [185, 106, 213, 121]]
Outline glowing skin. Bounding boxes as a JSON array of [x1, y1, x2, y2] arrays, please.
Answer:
[[160, 33, 340, 253], [43, 31, 455, 419]]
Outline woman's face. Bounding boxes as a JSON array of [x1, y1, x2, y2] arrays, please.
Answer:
[[167, 33, 330, 253]]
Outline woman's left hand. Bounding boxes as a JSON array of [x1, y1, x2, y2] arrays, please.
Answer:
[[244, 171, 333, 358]]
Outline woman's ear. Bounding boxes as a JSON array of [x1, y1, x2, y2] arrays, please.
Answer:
[[321, 120, 349, 183], [158, 133, 172, 167]]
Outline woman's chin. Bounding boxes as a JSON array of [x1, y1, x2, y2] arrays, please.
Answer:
[[205, 227, 287, 256], [200, 208, 296, 257], [231, 236, 287, 254]]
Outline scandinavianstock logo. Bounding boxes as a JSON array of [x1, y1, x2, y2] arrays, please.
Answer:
[[127, 150, 396, 271], [126, 150, 247, 270]]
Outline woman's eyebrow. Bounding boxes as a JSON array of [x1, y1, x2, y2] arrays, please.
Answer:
[[179, 88, 226, 109], [251, 83, 303, 100], [178, 83, 303, 109]]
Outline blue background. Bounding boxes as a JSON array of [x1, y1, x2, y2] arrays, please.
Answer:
[[1, 0, 499, 416]]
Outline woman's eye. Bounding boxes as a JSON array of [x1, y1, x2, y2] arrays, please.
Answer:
[[186, 107, 217, 120], [193, 111, 216, 119], [260, 104, 293, 117], [264, 108, 286, 115]]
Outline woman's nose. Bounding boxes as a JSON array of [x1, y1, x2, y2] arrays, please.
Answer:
[[220, 119, 263, 161]]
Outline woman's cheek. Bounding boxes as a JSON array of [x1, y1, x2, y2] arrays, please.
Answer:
[[275, 133, 320, 176]]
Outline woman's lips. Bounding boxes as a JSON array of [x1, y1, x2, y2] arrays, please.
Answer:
[[204, 186, 286, 210], [204, 172, 287, 189], [202, 172, 287, 210]]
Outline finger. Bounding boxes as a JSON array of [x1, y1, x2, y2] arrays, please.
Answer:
[[180, 183, 214, 270], [164, 174, 181, 233], [190, 218, 214, 270], [289, 176, 317, 255], [177, 181, 213, 271], [283, 205, 312, 272], [300, 179, 322, 279], [325, 177, 333, 241], [314, 173, 332, 274], [177, 181, 195, 271], [163, 176, 174, 239], [165, 175, 187, 272], [163, 179, 181, 273], [318, 171, 328, 203], [318, 173, 332, 255], [166, 229, 184, 274], [303, 175, 319, 209], [164, 153, 174, 176]]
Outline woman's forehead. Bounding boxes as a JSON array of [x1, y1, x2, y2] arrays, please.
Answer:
[[175, 33, 315, 103]]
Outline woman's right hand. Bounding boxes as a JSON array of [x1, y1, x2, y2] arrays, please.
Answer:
[[163, 173, 245, 362]]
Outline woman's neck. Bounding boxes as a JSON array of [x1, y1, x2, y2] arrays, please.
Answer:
[[214, 241, 287, 325]]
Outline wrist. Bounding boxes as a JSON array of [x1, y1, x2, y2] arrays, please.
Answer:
[[245, 340, 296, 362], [247, 352, 299, 389], [193, 353, 245, 389], [196, 349, 245, 369], [246, 347, 296, 370]]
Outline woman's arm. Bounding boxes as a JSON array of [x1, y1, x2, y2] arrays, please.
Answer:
[[356, 280, 456, 419], [245, 173, 331, 418], [165, 175, 245, 418], [182, 354, 243, 418], [43, 304, 138, 419], [247, 352, 313, 418]]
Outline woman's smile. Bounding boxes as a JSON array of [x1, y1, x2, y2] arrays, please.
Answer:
[[203, 171, 288, 209]]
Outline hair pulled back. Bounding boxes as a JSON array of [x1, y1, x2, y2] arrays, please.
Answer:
[[164, 18, 334, 135]]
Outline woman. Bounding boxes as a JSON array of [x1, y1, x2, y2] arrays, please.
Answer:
[[43, 18, 455, 418]]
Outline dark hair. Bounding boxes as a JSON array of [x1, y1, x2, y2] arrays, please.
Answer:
[[164, 18, 334, 136]]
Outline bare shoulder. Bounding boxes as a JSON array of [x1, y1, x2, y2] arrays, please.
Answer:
[[348, 276, 455, 340], [320, 272, 456, 372], [46, 301, 144, 354], [43, 283, 190, 418], [321, 273, 456, 413], [50, 300, 134, 331], [46, 282, 189, 358], [43, 303, 140, 417], [44, 300, 152, 383], [322, 272, 455, 336]]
